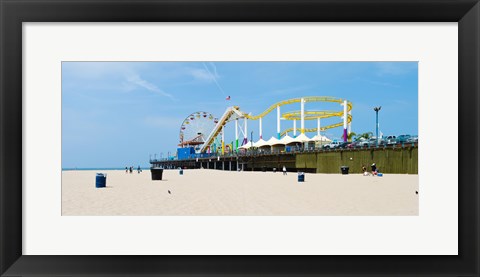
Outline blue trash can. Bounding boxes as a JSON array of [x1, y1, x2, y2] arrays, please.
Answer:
[[298, 172, 305, 182], [95, 173, 106, 188]]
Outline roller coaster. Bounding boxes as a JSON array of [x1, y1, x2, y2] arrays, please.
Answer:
[[280, 110, 352, 137], [179, 96, 352, 155]]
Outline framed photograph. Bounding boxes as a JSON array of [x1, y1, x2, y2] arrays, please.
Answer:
[[61, 61, 420, 217], [1, 0, 478, 276]]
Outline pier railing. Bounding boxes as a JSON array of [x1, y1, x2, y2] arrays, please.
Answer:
[[150, 142, 418, 163]]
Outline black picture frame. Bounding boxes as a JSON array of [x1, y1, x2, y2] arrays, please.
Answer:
[[1, 0, 479, 276]]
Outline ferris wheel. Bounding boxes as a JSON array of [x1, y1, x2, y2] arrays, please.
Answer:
[[179, 111, 218, 149]]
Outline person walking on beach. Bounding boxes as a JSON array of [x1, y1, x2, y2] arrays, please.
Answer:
[[129, 166, 133, 174], [125, 166, 128, 173], [371, 163, 377, 176], [283, 165, 287, 175], [362, 165, 368, 176], [137, 165, 141, 174]]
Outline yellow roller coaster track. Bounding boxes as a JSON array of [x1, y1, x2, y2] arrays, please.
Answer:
[[282, 110, 345, 120], [242, 96, 352, 137], [243, 96, 352, 120], [280, 114, 353, 137], [279, 110, 353, 136], [199, 97, 352, 153]]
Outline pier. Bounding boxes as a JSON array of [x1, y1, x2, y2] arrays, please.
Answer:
[[151, 145, 418, 174]]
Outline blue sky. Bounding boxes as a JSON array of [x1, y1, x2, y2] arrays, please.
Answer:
[[62, 62, 418, 168]]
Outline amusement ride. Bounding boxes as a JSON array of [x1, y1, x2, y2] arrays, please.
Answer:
[[178, 111, 218, 152], [177, 96, 353, 156]]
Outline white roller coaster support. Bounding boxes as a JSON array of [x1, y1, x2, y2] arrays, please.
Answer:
[[221, 125, 225, 155], [348, 109, 352, 135], [343, 100, 348, 142], [293, 119, 297, 137], [259, 118, 263, 139], [235, 118, 239, 151], [301, 98, 305, 134], [277, 105, 281, 139], [317, 118, 321, 136], [244, 118, 248, 144]]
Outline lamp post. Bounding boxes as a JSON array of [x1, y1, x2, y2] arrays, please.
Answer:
[[374, 106, 382, 146]]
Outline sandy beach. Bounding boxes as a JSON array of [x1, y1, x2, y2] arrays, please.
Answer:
[[62, 169, 419, 216], [62, 169, 418, 216]]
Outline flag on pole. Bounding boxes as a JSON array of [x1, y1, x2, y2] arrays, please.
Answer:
[[226, 96, 231, 100]]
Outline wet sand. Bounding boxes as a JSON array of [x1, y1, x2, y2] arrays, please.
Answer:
[[62, 169, 419, 216]]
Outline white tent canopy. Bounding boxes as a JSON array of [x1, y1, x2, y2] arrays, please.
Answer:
[[266, 136, 282, 146], [279, 135, 295, 145], [291, 133, 311, 143], [253, 138, 268, 148], [310, 134, 332, 142], [238, 143, 251, 149]]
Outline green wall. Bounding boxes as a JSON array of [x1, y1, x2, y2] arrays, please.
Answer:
[[156, 147, 418, 174], [297, 147, 418, 174]]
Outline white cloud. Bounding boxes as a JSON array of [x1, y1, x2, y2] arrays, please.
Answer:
[[125, 73, 176, 101], [201, 62, 226, 97], [209, 62, 219, 76], [63, 62, 176, 100], [188, 63, 222, 83], [189, 68, 216, 82]]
